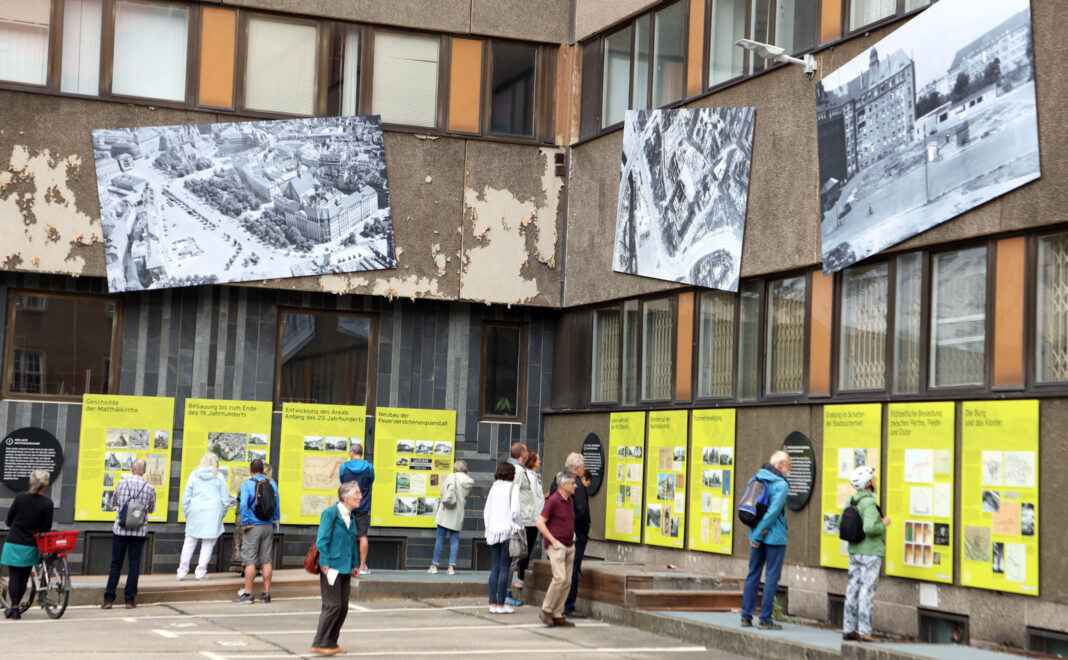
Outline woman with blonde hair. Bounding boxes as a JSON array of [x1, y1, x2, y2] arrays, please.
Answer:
[[3, 469, 52, 619], [178, 452, 230, 580]]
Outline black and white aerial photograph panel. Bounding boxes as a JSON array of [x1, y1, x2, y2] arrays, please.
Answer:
[[612, 107, 756, 292], [817, 0, 1039, 274], [92, 116, 397, 292]]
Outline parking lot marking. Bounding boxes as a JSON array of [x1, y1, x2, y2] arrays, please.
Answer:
[[157, 622, 612, 636], [198, 652, 227, 660], [348, 603, 371, 611], [209, 645, 709, 659], [151, 629, 179, 638]]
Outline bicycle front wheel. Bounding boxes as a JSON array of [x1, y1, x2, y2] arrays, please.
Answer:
[[41, 555, 70, 619]]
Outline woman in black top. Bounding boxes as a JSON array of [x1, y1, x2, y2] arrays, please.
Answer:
[[3, 469, 53, 619]]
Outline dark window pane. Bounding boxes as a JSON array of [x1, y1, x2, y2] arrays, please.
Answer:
[[490, 43, 537, 137], [579, 39, 603, 138], [483, 325, 521, 417], [776, 0, 819, 55], [652, 2, 686, 106], [279, 311, 372, 405], [602, 26, 632, 127], [6, 294, 117, 396]]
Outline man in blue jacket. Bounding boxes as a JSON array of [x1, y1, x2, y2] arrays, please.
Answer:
[[235, 458, 280, 603], [339, 443, 375, 575], [741, 450, 791, 630]]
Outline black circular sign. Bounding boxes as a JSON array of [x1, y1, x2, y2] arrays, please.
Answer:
[[0, 427, 64, 493], [782, 431, 815, 511], [580, 432, 604, 496]]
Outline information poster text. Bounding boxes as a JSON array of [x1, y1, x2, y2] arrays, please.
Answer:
[[604, 411, 645, 543], [688, 409, 735, 554], [644, 410, 687, 549], [820, 403, 881, 569], [371, 407, 456, 528]]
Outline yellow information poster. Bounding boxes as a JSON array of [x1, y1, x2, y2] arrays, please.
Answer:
[[644, 410, 687, 549], [820, 403, 881, 570], [179, 399, 273, 524], [75, 394, 175, 522], [961, 400, 1039, 596], [278, 403, 366, 525], [688, 409, 735, 554], [370, 407, 456, 528], [604, 411, 645, 543], [885, 402, 954, 583]]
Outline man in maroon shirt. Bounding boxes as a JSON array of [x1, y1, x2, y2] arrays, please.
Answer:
[[536, 470, 576, 627]]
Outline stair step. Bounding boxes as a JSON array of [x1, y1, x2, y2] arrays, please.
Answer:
[[628, 588, 744, 611]]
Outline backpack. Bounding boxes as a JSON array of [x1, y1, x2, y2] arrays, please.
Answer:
[[839, 496, 882, 544], [119, 481, 151, 530], [253, 478, 277, 521], [738, 476, 771, 528], [440, 475, 458, 509]]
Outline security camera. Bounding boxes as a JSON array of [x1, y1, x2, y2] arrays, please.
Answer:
[[735, 38, 818, 77]]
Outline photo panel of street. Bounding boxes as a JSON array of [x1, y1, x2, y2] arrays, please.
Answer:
[[612, 107, 756, 292], [92, 115, 397, 292], [817, 0, 1040, 273]]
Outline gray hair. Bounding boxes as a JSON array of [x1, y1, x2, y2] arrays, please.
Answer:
[[198, 452, 220, 477], [769, 450, 790, 468], [338, 481, 361, 501], [564, 452, 584, 471], [454, 459, 468, 473], [350, 443, 364, 457], [131, 458, 147, 475], [556, 471, 576, 487], [28, 469, 50, 493]]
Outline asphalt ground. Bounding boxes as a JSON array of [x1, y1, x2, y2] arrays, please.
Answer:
[[0, 595, 751, 660]]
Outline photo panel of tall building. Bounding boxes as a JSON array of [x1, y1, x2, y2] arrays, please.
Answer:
[[92, 116, 397, 292], [612, 107, 756, 292], [817, 0, 1040, 274]]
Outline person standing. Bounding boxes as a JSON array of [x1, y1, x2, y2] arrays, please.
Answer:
[[505, 442, 532, 606], [3, 470, 53, 619], [843, 465, 889, 643], [310, 481, 362, 656], [549, 452, 589, 618], [103, 458, 156, 609], [339, 443, 375, 576], [537, 470, 577, 628], [483, 462, 520, 614], [428, 460, 473, 575], [177, 453, 231, 581], [513, 451, 544, 591], [740, 450, 791, 630], [234, 458, 279, 603]]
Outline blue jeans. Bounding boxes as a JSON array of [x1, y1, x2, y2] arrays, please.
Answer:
[[432, 526, 460, 567], [741, 542, 785, 623], [487, 541, 510, 604]]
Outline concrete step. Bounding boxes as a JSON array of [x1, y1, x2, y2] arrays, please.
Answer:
[[628, 588, 743, 611]]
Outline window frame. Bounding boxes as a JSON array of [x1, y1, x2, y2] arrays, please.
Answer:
[[484, 38, 541, 139], [1027, 228, 1068, 391], [1, 289, 123, 402], [832, 258, 893, 396], [102, 0, 197, 105], [478, 320, 529, 423], [234, 10, 327, 117], [762, 271, 811, 399], [638, 294, 678, 404], [843, 0, 932, 37], [272, 306, 380, 412], [589, 302, 624, 406], [926, 242, 994, 393], [691, 287, 740, 402]]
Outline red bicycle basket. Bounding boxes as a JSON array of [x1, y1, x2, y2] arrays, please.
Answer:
[[35, 530, 80, 554]]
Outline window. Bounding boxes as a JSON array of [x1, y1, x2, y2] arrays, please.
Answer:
[[591, 308, 621, 403], [849, 0, 896, 31], [3, 292, 120, 398], [1035, 232, 1068, 383], [697, 290, 735, 397], [893, 252, 922, 393], [766, 275, 807, 394], [642, 297, 675, 400], [0, 0, 50, 86], [737, 280, 761, 400], [489, 42, 536, 137], [371, 30, 440, 128], [929, 246, 987, 388], [838, 262, 887, 391], [751, 0, 818, 72], [61, 0, 102, 95], [708, 0, 746, 86], [622, 300, 640, 405], [244, 15, 318, 115], [602, 26, 632, 128], [651, 1, 686, 107], [277, 310, 375, 406], [481, 323, 526, 420], [327, 25, 360, 117], [111, 0, 189, 101]]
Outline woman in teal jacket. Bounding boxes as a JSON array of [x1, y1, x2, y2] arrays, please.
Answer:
[[311, 481, 361, 656], [843, 465, 890, 643]]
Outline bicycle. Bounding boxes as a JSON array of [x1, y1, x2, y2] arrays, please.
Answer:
[[0, 530, 79, 619]]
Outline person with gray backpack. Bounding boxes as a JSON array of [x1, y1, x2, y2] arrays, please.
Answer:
[[103, 458, 156, 609]]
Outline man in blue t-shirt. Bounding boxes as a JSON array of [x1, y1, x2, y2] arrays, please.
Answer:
[[339, 443, 375, 575], [235, 458, 279, 603]]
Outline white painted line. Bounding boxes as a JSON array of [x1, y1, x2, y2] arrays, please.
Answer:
[[198, 652, 227, 660], [216, 641, 248, 647], [210, 645, 709, 659], [348, 603, 371, 611], [151, 628, 179, 639], [123, 617, 137, 622], [164, 623, 611, 636]]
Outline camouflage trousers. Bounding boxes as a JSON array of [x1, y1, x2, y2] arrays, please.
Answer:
[[843, 554, 882, 635]]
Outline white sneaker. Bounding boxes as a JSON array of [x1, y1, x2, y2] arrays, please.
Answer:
[[489, 605, 501, 614], [500, 605, 516, 614], [176, 574, 186, 581], [427, 565, 438, 574], [447, 566, 455, 575]]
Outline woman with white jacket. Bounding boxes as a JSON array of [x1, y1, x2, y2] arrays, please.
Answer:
[[428, 460, 474, 575], [483, 462, 520, 613], [177, 453, 231, 580]]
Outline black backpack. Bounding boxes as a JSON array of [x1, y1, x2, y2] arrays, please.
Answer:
[[839, 496, 882, 543], [253, 478, 277, 521]]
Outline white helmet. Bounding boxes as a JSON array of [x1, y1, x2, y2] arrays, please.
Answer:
[[849, 465, 876, 490]]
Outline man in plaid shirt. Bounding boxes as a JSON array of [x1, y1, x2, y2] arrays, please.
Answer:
[[102, 458, 156, 609]]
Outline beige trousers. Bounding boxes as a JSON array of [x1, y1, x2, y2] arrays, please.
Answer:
[[541, 544, 576, 617]]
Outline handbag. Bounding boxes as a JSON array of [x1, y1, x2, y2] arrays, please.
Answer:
[[303, 510, 339, 574], [508, 527, 528, 558]]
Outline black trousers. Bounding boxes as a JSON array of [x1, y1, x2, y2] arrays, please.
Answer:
[[564, 531, 588, 613], [104, 535, 145, 604], [313, 573, 351, 649], [515, 526, 540, 581], [5, 564, 33, 610]]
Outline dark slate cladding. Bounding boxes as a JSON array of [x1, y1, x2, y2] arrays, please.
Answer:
[[0, 272, 554, 574]]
